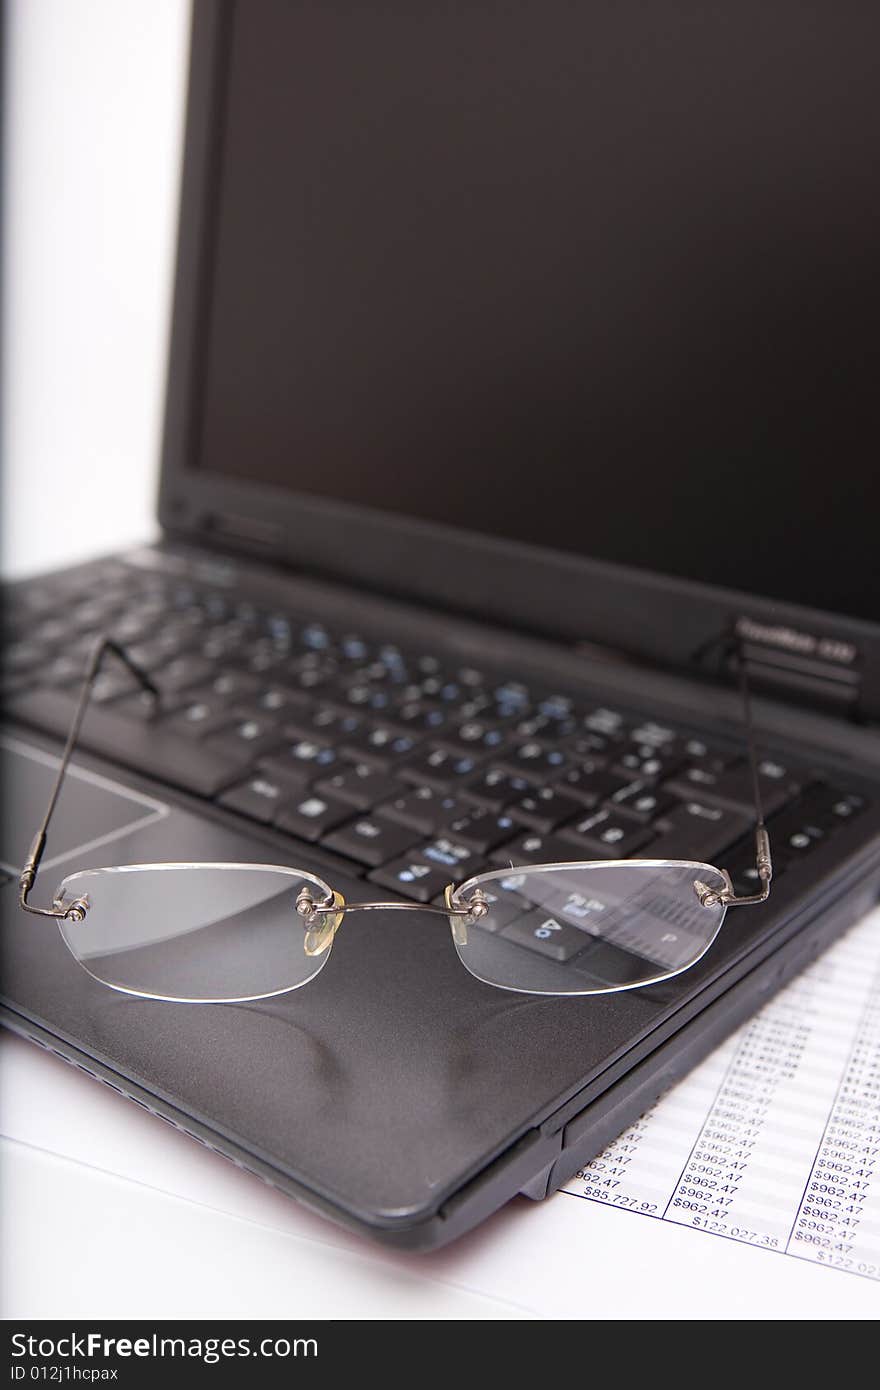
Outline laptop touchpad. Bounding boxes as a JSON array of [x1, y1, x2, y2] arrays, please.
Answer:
[[0, 735, 167, 880]]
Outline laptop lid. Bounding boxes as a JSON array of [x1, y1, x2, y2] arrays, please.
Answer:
[[158, 1, 880, 719]]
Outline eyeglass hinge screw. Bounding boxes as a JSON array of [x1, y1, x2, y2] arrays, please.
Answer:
[[694, 880, 722, 909], [296, 886, 335, 925], [463, 887, 489, 921], [61, 895, 90, 923], [296, 887, 319, 924]]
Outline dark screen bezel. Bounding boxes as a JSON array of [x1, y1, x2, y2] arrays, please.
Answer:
[[158, 0, 880, 719]]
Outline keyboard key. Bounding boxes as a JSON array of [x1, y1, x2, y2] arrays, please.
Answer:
[[226, 699, 289, 729], [390, 699, 450, 733], [461, 768, 537, 810], [553, 765, 632, 807], [510, 712, 569, 741], [218, 775, 289, 823], [417, 836, 483, 877], [812, 788, 867, 828], [765, 804, 827, 858], [559, 809, 655, 858], [506, 787, 583, 832], [336, 680, 380, 710], [559, 731, 618, 762], [458, 693, 495, 721], [154, 617, 203, 650], [0, 671, 37, 700], [29, 617, 69, 646], [356, 687, 397, 714], [298, 622, 333, 653], [376, 786, 469, 834], [645, 800, 752, 864], [339, 723, 420, 768], [275, 793, 351, 842], [165, 695, 237, 738], [108, 611, 163, 644], [489, 830, 576, 867], [322, 817, 420, 868], [440, 810, 519, 855], [233, 644, 288, 676], [152, 655, 215, 692], [204, 717, 283, 761], [607, 781, 677, 823], [679, 735, 732, 769], [68, 597, 124, 631], [199, 624, 250, 661], [281, 656, 339, 695], [501, 910, 587, 962], [493, 680, 531, 712], [441, 719, 511, 757], [498, 741, 570, 780], [338, 634, 370, 663], [249, 680, 310, 713], [369, 856, 455, 903], [666, 757, 801, 817], [583, 706, 628, 736], [400, 745, 484, 790], [612, 744, 683, 780], [1, 640, 48, 674], [315, 762, 403, 810], [781, 824, 826, 855], [629, 721, 676, 747], [115, 687, 192, 721], [42, 651, 92, 685], [456, 664, 487, 689], [282, 704, 363, 742], [89, 670, 142, 704], [258, 739, 342, 788]]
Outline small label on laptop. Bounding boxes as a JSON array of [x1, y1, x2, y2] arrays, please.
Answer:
[[735, 615, 859, 668]]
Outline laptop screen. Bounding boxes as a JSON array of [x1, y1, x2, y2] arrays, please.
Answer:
[[191, 1, 879, 623]]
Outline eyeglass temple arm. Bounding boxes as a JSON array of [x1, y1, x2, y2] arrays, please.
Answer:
[[697, 640, 773, 910], [18, 639, 159, 920]]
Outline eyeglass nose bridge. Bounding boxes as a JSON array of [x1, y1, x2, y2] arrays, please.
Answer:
[[295, 882, 489, 952]]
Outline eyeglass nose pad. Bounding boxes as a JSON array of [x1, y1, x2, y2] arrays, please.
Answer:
[[444, 884, 468, 947], [303, 891, 346, 957]]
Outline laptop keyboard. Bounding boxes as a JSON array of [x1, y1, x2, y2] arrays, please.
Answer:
[[1, 557, 870, 940]]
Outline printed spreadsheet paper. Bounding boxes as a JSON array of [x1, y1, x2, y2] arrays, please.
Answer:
[[562, 904, 880, 1282], [2, 907, 879, 1318]]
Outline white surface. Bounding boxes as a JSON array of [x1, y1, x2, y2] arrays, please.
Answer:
[[0, 1139, 527, 1321], [2, 0, 878, 1322], [1, 0, 189, 578]]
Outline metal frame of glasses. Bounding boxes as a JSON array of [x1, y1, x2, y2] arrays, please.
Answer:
[[18, 637, 772, 1002]]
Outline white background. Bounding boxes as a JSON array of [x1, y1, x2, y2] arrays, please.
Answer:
[[2, 1, 877, 1322], [1, 0, 187, 579]]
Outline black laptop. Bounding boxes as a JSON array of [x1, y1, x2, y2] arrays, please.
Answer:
[[2, 0, 878, 1249]]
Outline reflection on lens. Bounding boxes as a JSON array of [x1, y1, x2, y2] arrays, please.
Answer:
[[55, 863, 336, 1002], [449, 861, 729, 995]]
